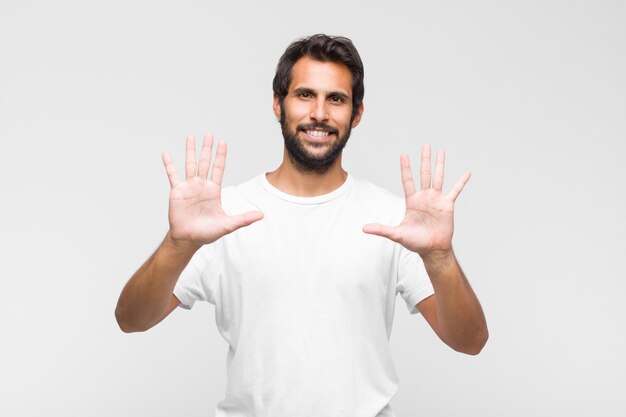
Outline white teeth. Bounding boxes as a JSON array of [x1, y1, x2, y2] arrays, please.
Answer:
[[306, 130, 330, 137]]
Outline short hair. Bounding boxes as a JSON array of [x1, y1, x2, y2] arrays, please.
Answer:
[[273, 34, 365, 120]]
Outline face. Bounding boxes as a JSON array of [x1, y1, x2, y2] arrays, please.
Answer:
[[274, 56, 363, 174]]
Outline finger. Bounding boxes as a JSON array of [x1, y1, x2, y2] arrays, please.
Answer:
[[162, 152, 180, 188], [210, 140, 227, 186], [185, 135, 197, 179], [197, 133, 214, 179], [400, 154, 416, 198], [433, 148, 445, 191], [420, 144, 432, 190], [362, 223, 402, 243], [447, 171, 471, 202], [224, 210, 264, 234]]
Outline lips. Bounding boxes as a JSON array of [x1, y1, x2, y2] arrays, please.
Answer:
[[299, 124, 337, 140], [305, 129, 331, 137]]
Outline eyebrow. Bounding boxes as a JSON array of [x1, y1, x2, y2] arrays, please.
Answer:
[[292, 87, 350, 101]]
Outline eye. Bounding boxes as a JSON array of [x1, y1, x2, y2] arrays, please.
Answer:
[[298, 92, 313, 99], [329, 95, 344, 104]]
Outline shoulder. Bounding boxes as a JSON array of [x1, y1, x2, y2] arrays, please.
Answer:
[[350, 176, 403, 205], [219, 174, 265, 213], [348, 176, 405, 222]]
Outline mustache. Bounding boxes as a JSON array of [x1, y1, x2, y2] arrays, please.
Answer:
[[297, 122, 338, 134]]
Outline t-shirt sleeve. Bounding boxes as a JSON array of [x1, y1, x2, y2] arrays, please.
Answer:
[[173, 244, 219, 309], [396, 246, 434, 315]]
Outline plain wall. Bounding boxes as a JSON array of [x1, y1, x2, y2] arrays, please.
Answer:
[[1, 0, 624, 416]]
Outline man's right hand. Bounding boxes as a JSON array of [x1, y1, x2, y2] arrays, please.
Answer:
[[116, 133, 263, 333], [162, 133, 264, 250]]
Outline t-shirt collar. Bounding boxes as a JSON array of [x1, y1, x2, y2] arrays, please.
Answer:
[[259, 172, 353, 205]]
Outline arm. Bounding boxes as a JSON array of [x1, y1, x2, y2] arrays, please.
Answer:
[[363, 145, 488, 355], [417, 251, 487, 355], [115, 134, 263, 333], [114, 233, 197, 333]]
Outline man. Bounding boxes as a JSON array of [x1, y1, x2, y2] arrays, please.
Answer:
[[116, 34, 488, 416]]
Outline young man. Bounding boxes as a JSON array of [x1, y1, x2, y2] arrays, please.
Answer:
[[116, 34, 488, 417]]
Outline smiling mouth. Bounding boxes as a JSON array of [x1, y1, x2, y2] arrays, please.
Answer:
[[299, 124, 338, 139], [304, 129, 332, 138]]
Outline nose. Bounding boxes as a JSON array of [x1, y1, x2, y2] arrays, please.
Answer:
[[309, 98, 329, 122]]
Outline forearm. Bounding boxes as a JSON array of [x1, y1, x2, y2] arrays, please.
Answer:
[[422, 250, 488, 354], [115, 232, 199, 333]]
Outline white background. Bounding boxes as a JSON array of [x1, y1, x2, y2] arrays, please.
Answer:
[[1, 1, 625, 416]]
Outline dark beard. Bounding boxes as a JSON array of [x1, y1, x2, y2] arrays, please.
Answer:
[[280, 114, 352, 175]]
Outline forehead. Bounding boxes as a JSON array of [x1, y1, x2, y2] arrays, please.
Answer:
[[289, 56, 353, 96]]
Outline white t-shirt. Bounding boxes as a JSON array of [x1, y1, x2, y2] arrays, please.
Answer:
[[174, 173, 434, 417]]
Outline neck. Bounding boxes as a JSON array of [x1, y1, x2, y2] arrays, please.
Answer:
[[266, 148, 348, 196]]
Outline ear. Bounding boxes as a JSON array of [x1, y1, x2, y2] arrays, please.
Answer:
[[273, 94, 281, 121], [351, 102, 364, 128]]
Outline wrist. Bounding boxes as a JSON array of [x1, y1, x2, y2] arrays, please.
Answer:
[[420, 248, 455, 267], [164, 231, 202, 256]]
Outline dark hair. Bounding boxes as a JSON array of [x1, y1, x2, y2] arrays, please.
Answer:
[[272, 34, 364, 120]]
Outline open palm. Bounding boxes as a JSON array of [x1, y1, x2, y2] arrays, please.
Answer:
[[162, 134, 264, 248], [363, 144, 470, 257]]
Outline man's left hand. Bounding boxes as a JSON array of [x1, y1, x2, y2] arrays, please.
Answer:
[[362, 144, 470, 259]]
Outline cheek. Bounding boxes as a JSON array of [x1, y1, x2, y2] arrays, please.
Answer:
[[332, 109, 354, 128], [286, 102, 310, 121]]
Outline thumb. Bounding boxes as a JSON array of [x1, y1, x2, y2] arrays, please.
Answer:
[[225, 210, 265, 233], [362, 223, 401, 243]]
